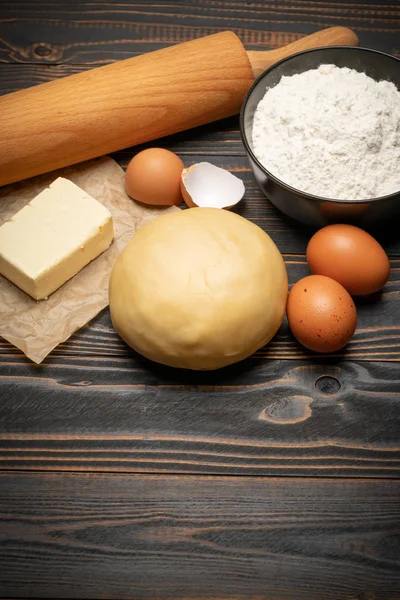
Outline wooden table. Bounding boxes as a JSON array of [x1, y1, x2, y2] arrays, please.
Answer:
[[1, 2, 399, 598]]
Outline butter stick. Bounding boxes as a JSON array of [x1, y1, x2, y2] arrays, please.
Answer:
[[0, 177, 114, 300]]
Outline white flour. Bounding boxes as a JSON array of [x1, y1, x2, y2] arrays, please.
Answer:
[[252, 64, 400, 200]]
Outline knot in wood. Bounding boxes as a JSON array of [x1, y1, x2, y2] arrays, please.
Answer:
[[32, 43, 62, 61], [315, 375, 341, 395]]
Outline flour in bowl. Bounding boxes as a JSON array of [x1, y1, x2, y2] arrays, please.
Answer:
[[251, 64, 400, 200]]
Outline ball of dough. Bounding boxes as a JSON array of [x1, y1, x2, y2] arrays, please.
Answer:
[[109, 208, 288, 370]]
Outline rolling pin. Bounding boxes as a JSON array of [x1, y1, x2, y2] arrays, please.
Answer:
[[0, 26, 358, 187]]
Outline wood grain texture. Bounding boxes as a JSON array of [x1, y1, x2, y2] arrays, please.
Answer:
[[0, 359, 399, 476], [1, 472, 399, 599], [0, 0, 398, 65]]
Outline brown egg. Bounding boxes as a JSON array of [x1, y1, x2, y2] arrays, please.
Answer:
[[125, 148, 184, 206], [307, 224, 390, 296], [287, 275, 357, 353]]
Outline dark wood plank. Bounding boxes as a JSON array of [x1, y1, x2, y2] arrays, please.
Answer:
[[1, 472, 399, 599], [0, 0, 399, 65], [0, 359, 399, 476]]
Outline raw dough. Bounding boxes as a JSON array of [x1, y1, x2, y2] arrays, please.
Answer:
[[109, 207, 288, 370]]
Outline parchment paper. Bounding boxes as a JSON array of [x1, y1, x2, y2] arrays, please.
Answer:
[[0, 156, 179, 363]]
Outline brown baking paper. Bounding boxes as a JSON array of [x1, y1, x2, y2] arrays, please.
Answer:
[[0, 156, 179, 363]]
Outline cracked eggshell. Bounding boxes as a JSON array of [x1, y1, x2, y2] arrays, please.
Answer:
[[181, 162, 245, 209]]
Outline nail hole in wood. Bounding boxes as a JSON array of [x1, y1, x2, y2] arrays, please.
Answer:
[[315, 375, 341, 395]]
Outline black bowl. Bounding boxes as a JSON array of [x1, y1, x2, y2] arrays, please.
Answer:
[[240, 46, 400, 227]]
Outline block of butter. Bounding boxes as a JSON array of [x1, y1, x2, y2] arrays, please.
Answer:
[[0, 177, 114, 300]]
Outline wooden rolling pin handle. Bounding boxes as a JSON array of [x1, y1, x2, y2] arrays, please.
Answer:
[[247, 27, 359, 78]]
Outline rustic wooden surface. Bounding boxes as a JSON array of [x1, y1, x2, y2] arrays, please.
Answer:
[[0, 1, 399, 599], [1, 473, 400, 600]]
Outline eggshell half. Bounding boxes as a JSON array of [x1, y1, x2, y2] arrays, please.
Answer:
[[181, 162, 245, 209]]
